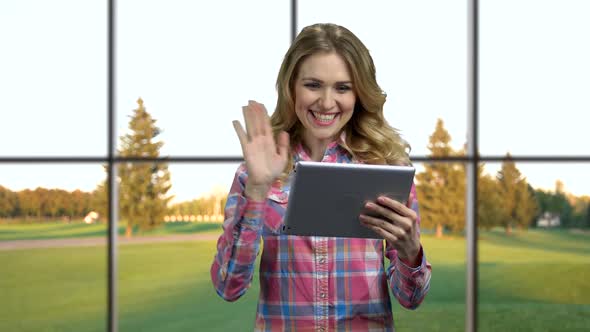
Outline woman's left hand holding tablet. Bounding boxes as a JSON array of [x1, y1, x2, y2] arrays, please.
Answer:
[[359, 196, 421, 267]]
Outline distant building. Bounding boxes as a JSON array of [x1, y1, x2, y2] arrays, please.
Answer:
[[537, 212, 560, 228], [84, 211, 99, 224]]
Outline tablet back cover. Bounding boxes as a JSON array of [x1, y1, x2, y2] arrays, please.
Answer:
[[282, 161, 415, 239]]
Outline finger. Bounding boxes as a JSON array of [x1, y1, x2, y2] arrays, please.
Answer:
[[251, 101, 270, 136], [360, 215, 400, 242], [247, 100, 262, 137], [359, 214, 407, 240], [232, 120, 248, 152], [242, 106, 254, 140], [365, 202, 412, 233], [277, 131, 289, 159], [377, 196, 417, 222]]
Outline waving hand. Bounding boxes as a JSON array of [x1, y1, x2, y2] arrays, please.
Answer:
[[232, 100, 289, 201]]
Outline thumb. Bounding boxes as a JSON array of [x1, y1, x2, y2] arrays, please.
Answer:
[[232, 120, 248, 152]]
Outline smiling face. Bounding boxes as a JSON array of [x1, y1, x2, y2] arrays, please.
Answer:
[[293, 52, 357, 155]]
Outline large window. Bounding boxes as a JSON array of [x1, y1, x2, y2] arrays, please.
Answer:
[[1, 1, 589, 332], [478, 1, 590, 331]]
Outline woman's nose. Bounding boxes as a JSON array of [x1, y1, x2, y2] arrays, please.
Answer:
[[319, 90, 336, 111]]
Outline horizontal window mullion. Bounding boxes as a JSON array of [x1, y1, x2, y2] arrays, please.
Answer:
[[1, 155, 590, 163]]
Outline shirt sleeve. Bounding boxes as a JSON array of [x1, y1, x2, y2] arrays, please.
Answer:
[[210, 164, 266, 302], [385, 182, 433, 309]]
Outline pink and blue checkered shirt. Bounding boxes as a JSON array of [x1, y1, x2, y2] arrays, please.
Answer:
[[211, 140, 432, 331]]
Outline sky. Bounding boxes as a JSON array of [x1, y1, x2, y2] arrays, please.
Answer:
[[1, 0, 589, 203]]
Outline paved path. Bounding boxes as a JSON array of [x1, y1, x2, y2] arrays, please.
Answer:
[[0, 233, 219, 251]]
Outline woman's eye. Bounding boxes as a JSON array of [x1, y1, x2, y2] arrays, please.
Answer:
[[336, 85, 351, 92], [304, 82, 320, 89]]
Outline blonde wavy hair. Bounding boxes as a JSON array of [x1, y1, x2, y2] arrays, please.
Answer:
[[270, 23, 410, 178]]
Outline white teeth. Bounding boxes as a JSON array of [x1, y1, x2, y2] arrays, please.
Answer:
[[312, 111, 337, 121]]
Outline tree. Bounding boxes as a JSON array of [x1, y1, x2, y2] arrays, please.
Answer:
[[0, 186, 19, 218], [514, 182, 539, 229], [553, 181, 573, 227], [477, 165, 506, 230], [70, 189, 92, 219], [169, 187, 229, 220], [118, 98, 173, 237], [415, 119, 465, 237], [535, 184, 578, 228], [496, 154, 520, 234], [496, 154, 537, 234], [46, 189, 64, 218], [92, 170, 109, 223]]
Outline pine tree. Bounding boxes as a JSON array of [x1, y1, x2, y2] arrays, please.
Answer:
[[496, 154, 537, 234], [496, 154, 520, 234], [477, 164, 506, 230], [514, 182, 539, 229], [415, 119, 465, 237], [118, 98, 172, 237]]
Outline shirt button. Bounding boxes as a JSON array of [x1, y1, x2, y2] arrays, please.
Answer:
[[320, 293, 326, 299], [319, 257, 326, 264]]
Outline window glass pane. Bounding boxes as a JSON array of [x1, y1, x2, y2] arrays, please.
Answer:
[[480, 0, 590, 155], [0, 0, 107, 156], [478, 162, 590, 331], [412, 162, 466, 331], [116, 162, 256, 331], [298, 0, 468, 157], [116, 0, 290, 157], [0, 164, 107, 331]]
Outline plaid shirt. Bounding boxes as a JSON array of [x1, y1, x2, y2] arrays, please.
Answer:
[[211, 140, 432, 332]]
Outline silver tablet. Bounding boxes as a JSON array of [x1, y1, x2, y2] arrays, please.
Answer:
[[282, 161, 415, 239]]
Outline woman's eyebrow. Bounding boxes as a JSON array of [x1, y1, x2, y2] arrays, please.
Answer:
[[300, 77, 352, 84]]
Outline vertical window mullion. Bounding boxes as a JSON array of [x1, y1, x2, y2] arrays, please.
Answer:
[[107, 0, 118, 331], [291, 0, 297, 42], [467, 1, 479, 331]]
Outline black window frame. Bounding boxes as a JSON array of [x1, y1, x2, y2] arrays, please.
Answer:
[[1, 1, 589, 331]]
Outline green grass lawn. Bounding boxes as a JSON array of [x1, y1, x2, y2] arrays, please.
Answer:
[[1, 228, 589, 331], [0, 221, 222, 241]]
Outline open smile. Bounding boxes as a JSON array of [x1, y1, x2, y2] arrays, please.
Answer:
[[308, 110, 341, 126]]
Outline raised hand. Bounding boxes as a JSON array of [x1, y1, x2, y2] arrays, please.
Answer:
[[232, 100, 290, 201]]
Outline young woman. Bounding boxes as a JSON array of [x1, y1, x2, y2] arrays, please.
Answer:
[[211, 23, 432, 331]]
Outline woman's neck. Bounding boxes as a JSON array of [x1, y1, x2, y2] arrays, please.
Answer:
[[301, 134, 337, 162]]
